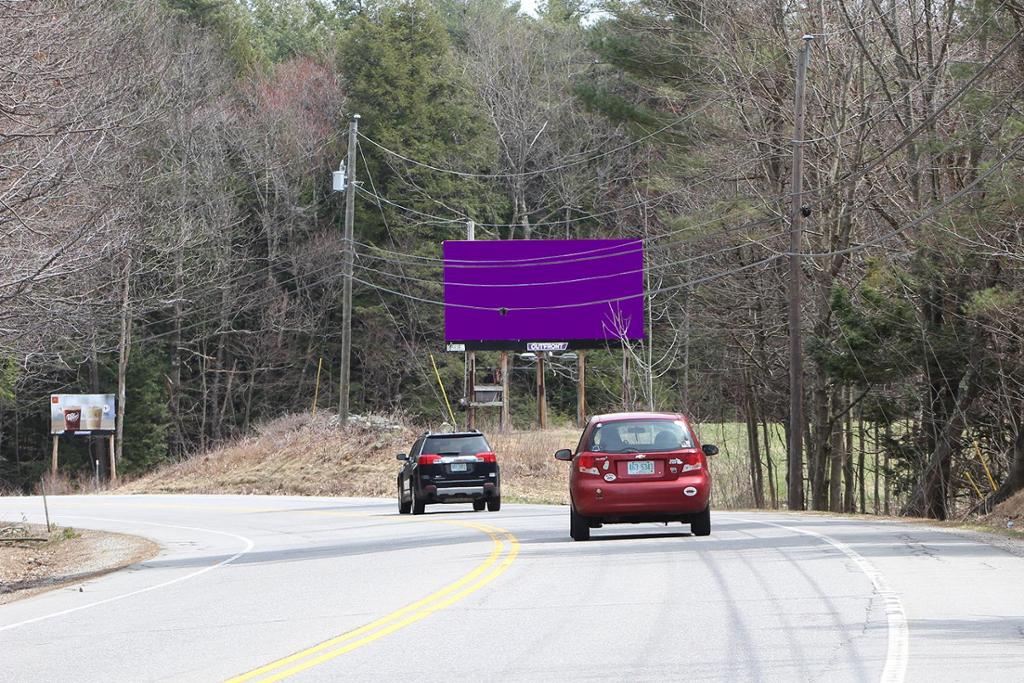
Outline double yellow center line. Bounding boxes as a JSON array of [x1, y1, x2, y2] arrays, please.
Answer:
[[227, 519, 520, 682]]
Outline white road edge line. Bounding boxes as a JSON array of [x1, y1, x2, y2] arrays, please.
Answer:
[[735, 516, 909, 683], [0, 514, 255, 632]]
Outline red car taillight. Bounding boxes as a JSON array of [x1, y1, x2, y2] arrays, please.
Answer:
[[418, 454, 442, 465], [681, 450, 703, 472], [577, 454, 600, 474], [475, 452, 497, 463]]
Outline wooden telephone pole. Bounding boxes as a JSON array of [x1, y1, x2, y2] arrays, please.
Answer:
[[339, 114, 359, 424], [787, 36, 812, 510]]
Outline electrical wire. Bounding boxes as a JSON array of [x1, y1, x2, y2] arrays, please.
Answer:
[[353, 230, 788, 288], [343, 135, 1023, 312], [800, 1, 1013, 144], [803, 27, 1023, 189], [354, 155, 785, 231], [356, 96, 724, 180]]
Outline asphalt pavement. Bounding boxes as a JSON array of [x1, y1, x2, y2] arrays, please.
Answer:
[[1, 494, 1022, 682]]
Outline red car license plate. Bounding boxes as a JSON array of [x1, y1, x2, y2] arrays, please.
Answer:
[[627, 460, 655, 475]]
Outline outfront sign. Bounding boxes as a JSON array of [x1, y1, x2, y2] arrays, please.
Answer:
[[50, 394, 116, 435], [527, 342, 569, 352]]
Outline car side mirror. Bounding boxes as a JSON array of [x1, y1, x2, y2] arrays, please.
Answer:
[[554, 448, 574, 461], [702, 444, 719, 457], [396, 453, 408, 461]]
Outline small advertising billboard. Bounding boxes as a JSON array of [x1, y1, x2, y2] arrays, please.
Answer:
[[50, 394, 116, 435]]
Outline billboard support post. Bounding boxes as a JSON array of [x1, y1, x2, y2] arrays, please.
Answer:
[[50, 436, 58, 475], [536, 352, 547, 429], [577, 350, 587, 428], [500, 351, 510, 433], [108, 434, 117, 483], [464, 220, 476, 431]]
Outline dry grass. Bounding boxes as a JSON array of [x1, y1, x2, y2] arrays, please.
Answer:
[[121, 413, 418, 498], [123, 413, 576, 503], [121, 413, 760, 509], [490, 429, 575, 505]]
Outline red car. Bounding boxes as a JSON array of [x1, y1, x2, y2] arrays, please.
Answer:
[[554, 412, 718, 541]]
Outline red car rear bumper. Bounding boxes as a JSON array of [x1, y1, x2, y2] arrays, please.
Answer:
[[573, 473, 711, 518]]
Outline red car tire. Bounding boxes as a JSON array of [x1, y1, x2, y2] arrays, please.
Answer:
[[570, 505, 591, 541]]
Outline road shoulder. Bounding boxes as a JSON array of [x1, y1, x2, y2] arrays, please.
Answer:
[[0, 521, 158, 605]]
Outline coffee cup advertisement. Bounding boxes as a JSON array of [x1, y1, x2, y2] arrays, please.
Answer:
[[50, 394, 116, 435]]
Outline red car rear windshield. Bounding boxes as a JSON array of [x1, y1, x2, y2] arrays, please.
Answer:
[[588, 420, 694, 453]]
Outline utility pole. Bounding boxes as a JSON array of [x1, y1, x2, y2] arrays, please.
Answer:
[[787, 36, 812, 510], [339, 114, 359, 424], [465, 220, 476, 430]]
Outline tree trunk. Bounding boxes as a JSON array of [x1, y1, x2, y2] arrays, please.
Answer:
[[904, 371, 980, 519], [208, 288, 230, 442], [844, 387, 855, 513], [873, 421, 880, 515], [115, 252, 133, 478], [89, 338, 107, 479], [763, 417, 778, 509], [829, 388, 844, 513], [169, 253, 184, 458], [744, 372, 765, 508], [858, 407, 866, 514], [884, 420, 892, 516], [810, 369, 830, 511]]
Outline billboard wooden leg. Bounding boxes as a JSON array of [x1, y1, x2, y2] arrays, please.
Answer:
[[577, 350, 587, 428], [536, 352, 547, 430], [51, 435, 59, 475], [108, 434, 117, 483], [500, 351, 510, 433], [467, 351, 476, 431]]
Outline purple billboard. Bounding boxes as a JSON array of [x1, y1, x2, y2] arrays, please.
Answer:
[[443, 239, 645, 350]]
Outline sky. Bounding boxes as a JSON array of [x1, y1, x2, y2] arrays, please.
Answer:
[[518, 0, 539, 16]]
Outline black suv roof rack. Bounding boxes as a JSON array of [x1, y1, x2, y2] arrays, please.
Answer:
[[422, 430, 483, 437]]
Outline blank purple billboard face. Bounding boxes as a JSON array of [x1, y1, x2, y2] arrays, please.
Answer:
[[443, 239, 645, 346]]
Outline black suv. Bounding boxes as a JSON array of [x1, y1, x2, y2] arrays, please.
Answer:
[[397, 431, 501, 514]]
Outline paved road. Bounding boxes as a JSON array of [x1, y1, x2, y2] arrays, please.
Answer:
[[1, 495, 1022, 682]]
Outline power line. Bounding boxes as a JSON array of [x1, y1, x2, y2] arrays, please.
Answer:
[[357, 97, 724, 180], [354, 143, 789, 231], [800, 1, 1013, 143], [345, 136, 1023, 312], [797, 136, 1024, 259], [354, 230, 788, 287], [804, 27, 1023, 194]]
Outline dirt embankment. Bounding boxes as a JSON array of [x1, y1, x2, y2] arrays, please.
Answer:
[[121, 412, 573, 504], [983, 489, 1024, 536], [0, 522, 157, 605]]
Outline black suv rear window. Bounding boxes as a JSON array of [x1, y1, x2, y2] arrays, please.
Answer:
[[422, 435, 490, 456]]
